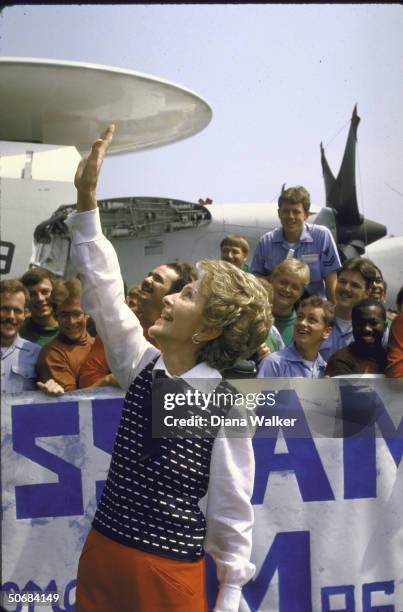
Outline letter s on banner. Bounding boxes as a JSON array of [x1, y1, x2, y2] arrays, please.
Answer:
[[12, 402, 84, 519]]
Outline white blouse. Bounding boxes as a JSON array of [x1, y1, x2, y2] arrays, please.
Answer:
[[67, 208, 255, 612]]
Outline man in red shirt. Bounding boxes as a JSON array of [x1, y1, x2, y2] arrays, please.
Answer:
[[37, 278, 94, 391], [386, 286, 403, 378]]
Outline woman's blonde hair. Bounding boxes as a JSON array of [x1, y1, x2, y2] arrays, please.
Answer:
[[196, 260, 272, 370]]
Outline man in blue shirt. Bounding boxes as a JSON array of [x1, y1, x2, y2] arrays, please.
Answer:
[[258, 296, 334, 378], [251, 185, 341, 302], [1, 279, 40, 393], [320, 257, 378, 362], [1, 279, 64, 395]]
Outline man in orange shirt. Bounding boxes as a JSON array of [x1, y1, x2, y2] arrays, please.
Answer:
[[37, 278, 94, 391]]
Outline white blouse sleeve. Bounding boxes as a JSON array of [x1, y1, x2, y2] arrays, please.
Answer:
[[205, 431, 256, 612], [67, 209, 158, 390]]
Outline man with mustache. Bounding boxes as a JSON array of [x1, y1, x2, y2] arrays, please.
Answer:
[[1, 279, 41, 394], [1, 279, 62, 395], [320, 257, 379, 362]]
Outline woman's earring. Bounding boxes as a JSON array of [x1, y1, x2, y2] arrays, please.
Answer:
[[192, 332, 202, 345]]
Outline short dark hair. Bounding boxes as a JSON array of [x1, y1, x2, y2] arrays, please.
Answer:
[[352, 297, 386, 323], [20, 266, 56, 289], [0, 279, 29, 304], [165, 261, 197, 295], [278, 185, 311, 213], [338, 257, 377, 291], [298, 295, 335, 327], [220, 234, 250, 256], [397, 286, 403, 308]]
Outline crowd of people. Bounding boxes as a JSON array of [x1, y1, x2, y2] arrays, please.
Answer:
[[2, 124, 402, 612], [0, 227, 401, 393], [1, 189, 402, 395]]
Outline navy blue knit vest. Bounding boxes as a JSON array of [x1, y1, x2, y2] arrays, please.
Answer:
[[92, 358, 234, 561]]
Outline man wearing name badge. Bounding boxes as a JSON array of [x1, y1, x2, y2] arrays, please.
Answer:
[[320, 257, 379, 362], [250, 185, 341, 303], [257, 296, 334, 378]]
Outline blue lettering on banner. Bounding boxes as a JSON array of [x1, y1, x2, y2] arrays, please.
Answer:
[[5, 388, 400, 611], [243, 531, 312, 612], [321, 585, 355, 612], [251, 390, 335, 503], [1, 581, 21, 612], [342, 386, 403, 500], [91, 398, 123, 502], [12, 403, 84, 519], [55, 578, 76, 612], [362, 580, 394, 612]]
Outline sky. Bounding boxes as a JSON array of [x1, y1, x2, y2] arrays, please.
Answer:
[[1, 4, 403, 235]]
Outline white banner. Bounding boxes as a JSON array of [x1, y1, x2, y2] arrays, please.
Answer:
[[1, 380, 402, 611]]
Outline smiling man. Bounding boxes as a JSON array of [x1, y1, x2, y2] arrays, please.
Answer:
[[251, 185, 341, 302], [19, 267, 59, 346], [135, 262, 197, 339], [325, 298, 387, 376], [1, 279, 41, 393], [77, 262, 196, 389], [320, 257, 379, 362], [36, 278, 94, 391], [257, 296, 334, 378], [220, 234, 250, 271], [270, 258, 310, 346]]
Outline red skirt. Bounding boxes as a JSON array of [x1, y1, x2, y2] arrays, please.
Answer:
[[76, 528, 208, 612]]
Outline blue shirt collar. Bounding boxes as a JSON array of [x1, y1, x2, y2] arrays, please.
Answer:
[[284, 342, 326, 369], [273, 223, 313, 244]]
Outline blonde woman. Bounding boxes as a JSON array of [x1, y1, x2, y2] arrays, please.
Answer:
[[71, 126, 271, 612]]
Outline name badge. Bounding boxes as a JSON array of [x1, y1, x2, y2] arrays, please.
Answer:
[[301, 253, 319, 263]]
